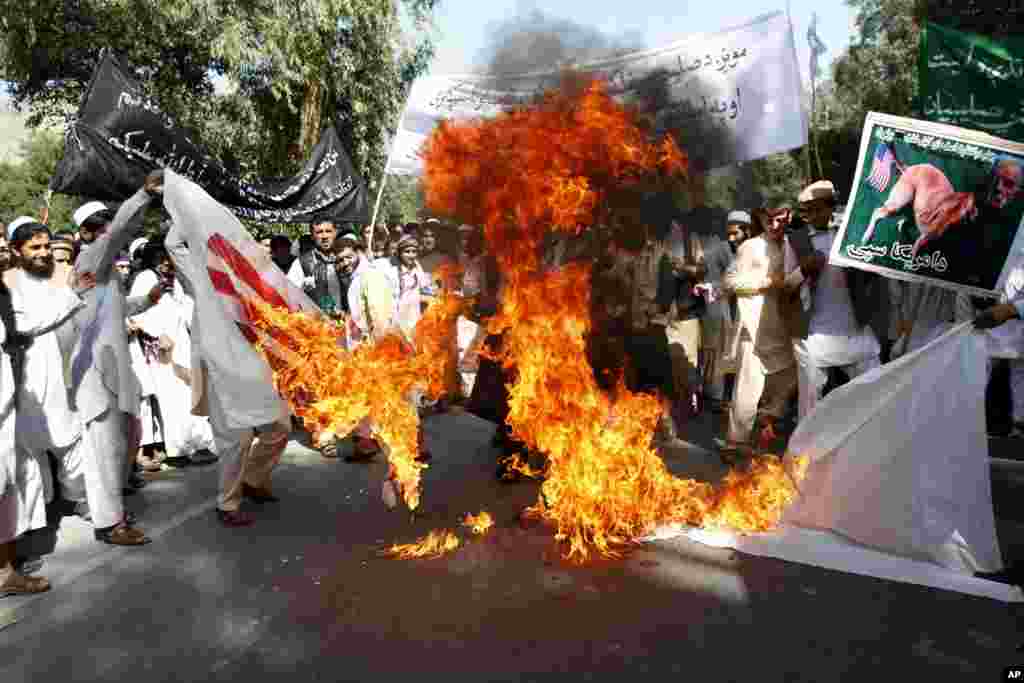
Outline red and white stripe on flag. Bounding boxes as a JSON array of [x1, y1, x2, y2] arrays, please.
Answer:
[[867, 145, 894, 192]]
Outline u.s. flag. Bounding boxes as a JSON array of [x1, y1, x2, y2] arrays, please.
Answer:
[[867, 144, 896, 192]]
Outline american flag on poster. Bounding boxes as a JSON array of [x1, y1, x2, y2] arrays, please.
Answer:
[[867, 144, 897, 192]]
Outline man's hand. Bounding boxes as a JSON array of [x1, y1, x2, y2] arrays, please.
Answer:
[[973, 302, 1020, 330], [71, 271, 97, 295], [126, 320, 141, 336], [895, 319, 913, 339], [158, 334, 174, 352], [302, 276, 316, 291], [147, 283, 165, 305], [761, 272, 785, 293], [144, 169, 164, 196], [799, 252, 827, 278]]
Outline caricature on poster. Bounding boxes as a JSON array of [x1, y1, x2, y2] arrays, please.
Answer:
[[831, 112, 1024, 297]]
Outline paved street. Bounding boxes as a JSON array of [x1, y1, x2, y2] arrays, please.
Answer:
[[1, 408, 1022, 682]]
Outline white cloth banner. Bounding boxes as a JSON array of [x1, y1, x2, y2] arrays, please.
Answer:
[[783, 323, 1002, 575], [388, 11, 806, 175], [646, 324, 1020, 602]]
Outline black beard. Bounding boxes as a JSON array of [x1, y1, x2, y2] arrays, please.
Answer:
[[23, 257, 54, 278]]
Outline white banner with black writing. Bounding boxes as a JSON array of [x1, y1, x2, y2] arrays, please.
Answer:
[[387, 11, 806, 175]]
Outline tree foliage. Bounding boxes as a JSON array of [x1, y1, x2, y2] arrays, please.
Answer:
[[0, 0, 439, 191], [0, 130, 80, 230]]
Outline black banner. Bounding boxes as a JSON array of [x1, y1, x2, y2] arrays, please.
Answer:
[[51, 51, 369, 225]]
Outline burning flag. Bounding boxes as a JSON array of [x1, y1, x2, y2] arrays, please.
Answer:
[[162, 169, 463, 510], [421, 77, 808, 561]]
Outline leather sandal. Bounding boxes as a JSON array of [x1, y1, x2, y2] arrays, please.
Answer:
[[0, 571, 51, 597], [318, 441, 339, 459], [216, 508, 255, 527], [242, 483, 279, 503], [94, 522, 151, 546]]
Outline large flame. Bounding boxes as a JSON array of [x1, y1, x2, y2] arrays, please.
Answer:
[[246, 290, 464, 511], [422, 77, 808, 561]]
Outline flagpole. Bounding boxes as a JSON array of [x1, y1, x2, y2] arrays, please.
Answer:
[[369, 81, 416, 254]]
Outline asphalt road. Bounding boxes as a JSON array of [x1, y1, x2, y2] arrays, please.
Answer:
[[1, 408, 1022, 682]]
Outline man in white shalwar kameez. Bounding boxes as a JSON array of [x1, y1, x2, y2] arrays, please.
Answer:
[[341, 235, 400, 464], [722, 209, 802, 455], [787, 181, 880, 422], [161, 170, 292, 528], [128, 243, 216, 464], [69, 183, 171, 545], [0, 218, 94, 594]]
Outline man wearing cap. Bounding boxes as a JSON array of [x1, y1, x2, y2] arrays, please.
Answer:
[[75, 201, 115, 250], [698, 210, 749, 411], [787, 180, 882, 421], [0, 217, 98, 595], [720, 207, 804, 457], [51, 232, 77, 267], [417, 219, 449, 283], [287, 221, 345, 316], [65, 176, 166, 545]]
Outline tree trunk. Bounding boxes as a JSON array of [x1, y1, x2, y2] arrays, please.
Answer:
[[299, 79, 324, 155]]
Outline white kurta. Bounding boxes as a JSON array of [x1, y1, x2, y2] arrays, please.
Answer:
[[70, 189, 154, 422], [787, 229, 880, 421], [0, 272, 85, 543], [128, 270, 214, 455], [373, 257, 432, 342], [723, 236, 795, 374]]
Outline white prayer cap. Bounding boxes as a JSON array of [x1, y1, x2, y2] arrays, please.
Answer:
[[726, 211, 751, 225], [73, 201, 110, 228], [129, 237, 148, 260], [7, 216, 37, 239], [424, 218, 441, 224], [798, 180, 836, 204]]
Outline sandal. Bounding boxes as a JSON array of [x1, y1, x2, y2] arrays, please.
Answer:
[[0, 571, 51, 597], [216, 508, 255, 527], [94, 522, 151, 546]]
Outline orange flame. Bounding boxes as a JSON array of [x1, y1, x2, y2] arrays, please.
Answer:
[[463, 511, 495, 535], [246, 290, 464, 511], [386, 529, 461, 559], [422, 76, 808, 561]]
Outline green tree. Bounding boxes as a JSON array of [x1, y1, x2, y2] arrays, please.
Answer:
[[379, 174, 425, 224], [831, 0, 922, 131], [0, 0, 439, 189], [0, 130, 79, 230]]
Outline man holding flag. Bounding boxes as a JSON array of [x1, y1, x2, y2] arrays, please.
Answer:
[[161, 170, 315, 527]]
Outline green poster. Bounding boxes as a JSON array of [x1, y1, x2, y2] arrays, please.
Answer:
[[831, 113, 1024, 297], [920, 21, 1024, 140]]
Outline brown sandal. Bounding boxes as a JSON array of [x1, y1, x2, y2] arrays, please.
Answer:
[[94, 522, 151, 546], [0, 571, 51, 597]]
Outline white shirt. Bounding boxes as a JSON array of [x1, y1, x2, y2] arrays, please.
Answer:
[[7, 269, 86, 451]]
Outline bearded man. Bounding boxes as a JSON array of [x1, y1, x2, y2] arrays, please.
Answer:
[[0, 218, 98, 594], [287, 222, 345, 316]]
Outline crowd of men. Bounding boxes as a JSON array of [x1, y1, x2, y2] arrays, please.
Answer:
[[3, 162, 1024, 598]]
